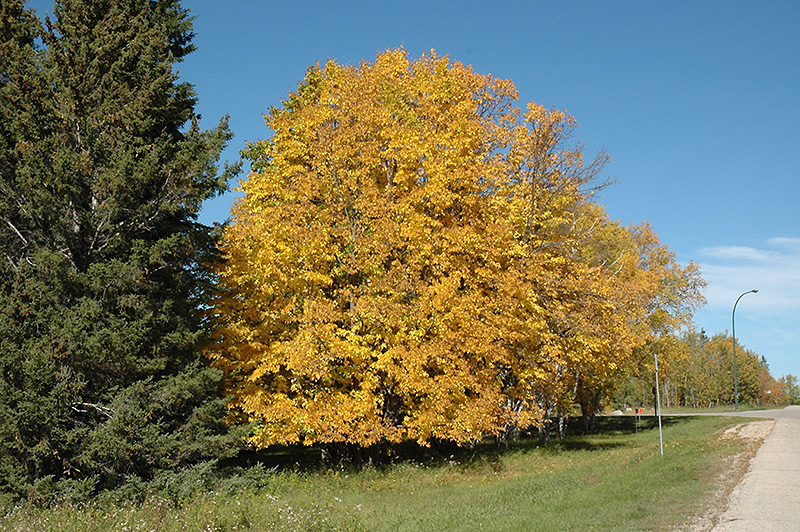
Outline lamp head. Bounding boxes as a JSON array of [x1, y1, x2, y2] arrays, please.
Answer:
[[752, 289, 759, 293]]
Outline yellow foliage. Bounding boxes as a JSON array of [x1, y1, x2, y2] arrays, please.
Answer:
[[207, 49, 706, 450]]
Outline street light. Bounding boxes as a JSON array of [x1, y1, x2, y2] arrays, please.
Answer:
[[732, 289, 758, 410]]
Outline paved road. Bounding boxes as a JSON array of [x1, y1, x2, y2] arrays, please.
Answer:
[[710, 405, 800, 531]]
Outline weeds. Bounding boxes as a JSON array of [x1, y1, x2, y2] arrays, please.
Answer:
[[1, 416, 756, 532]]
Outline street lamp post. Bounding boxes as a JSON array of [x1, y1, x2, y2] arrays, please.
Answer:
[[732, 289, 758, 411]]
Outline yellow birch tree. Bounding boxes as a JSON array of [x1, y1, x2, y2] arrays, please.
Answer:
[[208, 48, 706, 451]]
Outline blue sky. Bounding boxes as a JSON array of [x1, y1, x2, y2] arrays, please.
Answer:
[[30, 1, 800, 378]]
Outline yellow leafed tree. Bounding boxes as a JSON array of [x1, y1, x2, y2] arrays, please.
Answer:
[[207, 49, 706, 452]]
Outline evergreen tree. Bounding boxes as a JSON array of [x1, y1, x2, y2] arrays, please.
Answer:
[[0, 0, 240, 498]]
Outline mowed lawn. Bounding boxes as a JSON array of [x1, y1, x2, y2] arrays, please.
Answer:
[[2, 416, 758, 532]]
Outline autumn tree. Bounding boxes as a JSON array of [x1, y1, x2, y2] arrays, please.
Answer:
[[0, 0, 240, 497], [209, 49, 706, 454], [615, 329, 785, 410], [595, 222, 706, 420], [209, 50, 524, 457], [497, 114, 706, 432], [778, 375, 800, 405]]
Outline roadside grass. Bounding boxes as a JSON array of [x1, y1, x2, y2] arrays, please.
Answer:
[[660, 404, 784, 415], [1, 416, 758, 532]]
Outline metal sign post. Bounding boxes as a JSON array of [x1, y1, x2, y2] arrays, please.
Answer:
[[654, 352, 663, 456]]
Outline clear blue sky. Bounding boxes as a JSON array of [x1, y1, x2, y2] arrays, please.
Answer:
[[31, 1, 800, 378]]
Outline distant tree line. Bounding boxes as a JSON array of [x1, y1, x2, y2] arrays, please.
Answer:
[[614, 330, 800, 410]]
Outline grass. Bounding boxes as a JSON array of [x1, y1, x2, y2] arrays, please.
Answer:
[[1, 415, 759, 532], [660, 404, 784, 415]]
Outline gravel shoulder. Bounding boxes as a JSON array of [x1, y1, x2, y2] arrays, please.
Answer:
[[680, 406, 800, 532], [679, 420, 775, 532]]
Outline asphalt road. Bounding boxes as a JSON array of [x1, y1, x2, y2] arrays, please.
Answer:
[[709, 405, 800, 531]]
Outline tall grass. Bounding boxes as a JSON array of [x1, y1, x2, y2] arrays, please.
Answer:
[[1, 416, 757, 532]]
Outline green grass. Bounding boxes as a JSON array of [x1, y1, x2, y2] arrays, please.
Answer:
[[1, 416, 758, 532], [660, 404, 784, 415]]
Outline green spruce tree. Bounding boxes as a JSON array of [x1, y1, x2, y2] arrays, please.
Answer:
[[0, 0, 241, 498]]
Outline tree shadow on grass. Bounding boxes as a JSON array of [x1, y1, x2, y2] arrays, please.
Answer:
[[222, 414, 695, 476], [591, 414, 684, 435]]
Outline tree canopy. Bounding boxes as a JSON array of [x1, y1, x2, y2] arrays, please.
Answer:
[[208, 49, 706, 455], [0, 0, 240, 497]]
